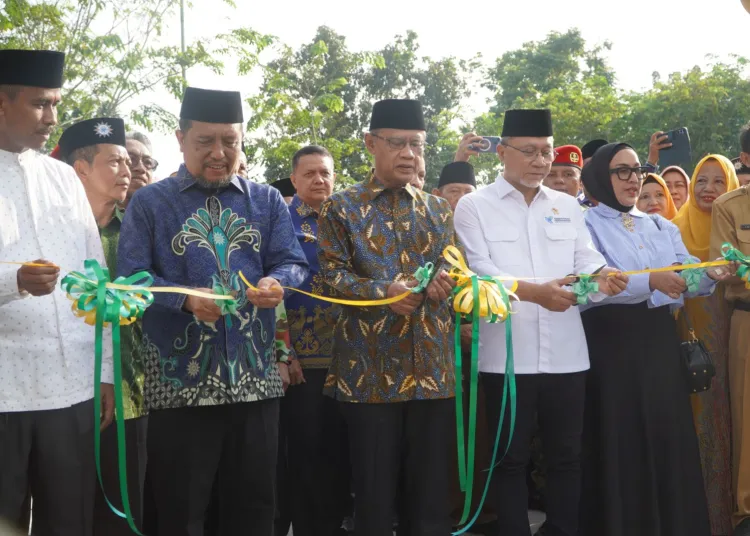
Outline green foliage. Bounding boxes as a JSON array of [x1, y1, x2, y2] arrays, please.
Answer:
[[242, 26, 475, 190], [2, 5, 746, 184], [612, 58, 750, 173], [0, 0, 242, 147]]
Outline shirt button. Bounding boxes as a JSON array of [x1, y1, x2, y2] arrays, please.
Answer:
[[639, 245, 644, 249]]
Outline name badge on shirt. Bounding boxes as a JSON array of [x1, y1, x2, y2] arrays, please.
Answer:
[[545, 208, 571, 224], [741, 224, 750, 230]]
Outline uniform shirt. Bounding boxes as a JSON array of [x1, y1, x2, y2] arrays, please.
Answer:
[[99, 208, 145, 419], [583, 204, 715, 310], [454, 176, 606, 375], [117, 166, 308, 411], [317, 175, 458, 403], [285, 196, 339, 369], [0, 148, 112, 412], [710, 186, 750, 303]]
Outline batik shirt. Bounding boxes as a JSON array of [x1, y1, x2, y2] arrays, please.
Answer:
[[100, 207, 145, 419], [285, 196, 339, 369], [317, 175, 458, 403], [117, 166, 309, 410]]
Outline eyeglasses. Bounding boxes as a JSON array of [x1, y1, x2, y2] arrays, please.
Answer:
[[371, 133, 427, 154], [609, 166, 649, 182], [128, 153, 159, 171], [502, 142, 557, 163]]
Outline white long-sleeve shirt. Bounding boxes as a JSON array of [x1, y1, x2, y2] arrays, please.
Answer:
[[453, 175, 606, 375], [0, 148, 113, 412]]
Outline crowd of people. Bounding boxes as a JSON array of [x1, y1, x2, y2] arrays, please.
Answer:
[[2, 46, 750, 536]]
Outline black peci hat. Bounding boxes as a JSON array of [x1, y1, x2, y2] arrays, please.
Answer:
[[180, 87, 244, 124], [501, 109, 553, 138], [369, 99, 426, 131], [0, 49, 66, 88]]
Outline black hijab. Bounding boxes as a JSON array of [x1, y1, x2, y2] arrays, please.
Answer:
[[581, 142, 634, 213]]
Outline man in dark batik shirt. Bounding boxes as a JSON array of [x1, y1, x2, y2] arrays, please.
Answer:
[[118, 86, 308, 536], [317, 98, 458, 536]]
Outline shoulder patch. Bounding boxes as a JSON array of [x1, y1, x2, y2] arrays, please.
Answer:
[[715, 187, 748, 206]]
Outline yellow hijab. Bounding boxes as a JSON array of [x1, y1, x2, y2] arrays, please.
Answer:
[[673, 155, 739, 261], [643, 173, 678, 220]]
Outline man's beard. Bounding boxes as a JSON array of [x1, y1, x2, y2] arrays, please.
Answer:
[[520, 177, 543, 189], [194, 174, 232, 189]]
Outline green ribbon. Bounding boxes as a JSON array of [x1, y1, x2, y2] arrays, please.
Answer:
[[722, 243, 750, 286], [570, 275, 599, 305], [410, 262, 435, 293], [453, 276, 516, 535], [680, 266, 704, 293], [61, 259, 153, 535], [212, 284, 238, 328]]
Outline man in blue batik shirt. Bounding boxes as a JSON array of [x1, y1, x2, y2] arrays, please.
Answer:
[[278, 145, 351, 536], [117, 86, 308, 536]]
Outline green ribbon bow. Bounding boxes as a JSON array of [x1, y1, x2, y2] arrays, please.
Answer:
[[61, 259, 153, 536], [212, 284, 239, 328], [722, 243, 750, 287], [452, 276, 516, 535], [570, 275, 599, 305], [410, 262, 435, 293], [680, 256, 705, 293]]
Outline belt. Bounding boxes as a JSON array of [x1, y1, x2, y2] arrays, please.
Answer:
[[734, 301, 750, 312]]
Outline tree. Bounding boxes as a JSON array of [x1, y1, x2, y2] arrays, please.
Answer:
[[485, 28, 614, 113], [612, 57, 750, 172], [243, 26, 374, 185], [0, 0, 231, 147], [242, 27, 476, 190]]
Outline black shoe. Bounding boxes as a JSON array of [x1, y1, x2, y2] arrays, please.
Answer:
[[734, 518, 750, 536]]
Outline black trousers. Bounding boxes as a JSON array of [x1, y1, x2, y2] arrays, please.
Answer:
[[147, 399, 280, 536], [0, 399, 96, 536], [281, 369, 351, 536], [341, 398, 453, 536], [482, 372, 586, 536], [93, 416, 148, 535]]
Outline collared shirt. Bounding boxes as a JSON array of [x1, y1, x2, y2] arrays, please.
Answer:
[[99, 208, 146, 419], [285, 195, 339, 369], [117, 165, 309, 410], [710, 186, 750, 303], [583, 203, 715, 310], [317, 175, 458, 403], [0, 148, 112, 412], [454, 175, 606, 375]]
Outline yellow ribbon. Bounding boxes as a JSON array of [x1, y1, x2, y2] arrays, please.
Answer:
[[238, 271, 411, 306], [613, 259, 730, 277], [443, 246, 519, 320]]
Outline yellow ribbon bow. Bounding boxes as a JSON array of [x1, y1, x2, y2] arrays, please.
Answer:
[[442, 246, 518, 321]]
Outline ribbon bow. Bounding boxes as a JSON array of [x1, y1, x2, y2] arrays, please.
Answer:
[[722, 243, 750, 289], [441, 246, 517, 535], [212, 284, 239, 328], [680, 257, 705, 293], [61, 260, 152, 535], [443, 246, 516, 322], [61, 259, 154, 326], [570, 275, 599, 305], [410, 262, 435, 293]]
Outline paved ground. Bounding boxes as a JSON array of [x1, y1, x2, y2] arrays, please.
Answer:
[[287, 510, 547, 535]]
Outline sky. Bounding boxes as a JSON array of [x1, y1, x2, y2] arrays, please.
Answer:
[[138, 0, 750, 178]]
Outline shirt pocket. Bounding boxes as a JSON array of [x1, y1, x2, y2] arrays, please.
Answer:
[[736, 228, 750, 258], [544, 225, 577, 267], [484, 226, 523, 271]]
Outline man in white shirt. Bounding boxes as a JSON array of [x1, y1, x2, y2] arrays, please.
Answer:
[[0, 49, 114, 536], [453, 109, 627, 536]]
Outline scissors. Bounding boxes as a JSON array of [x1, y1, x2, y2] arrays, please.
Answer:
[[565, 264, 606, 284]]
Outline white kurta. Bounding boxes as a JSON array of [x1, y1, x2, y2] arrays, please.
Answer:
[[0, 148, 112, 412], [454, 175, 606, 375]]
